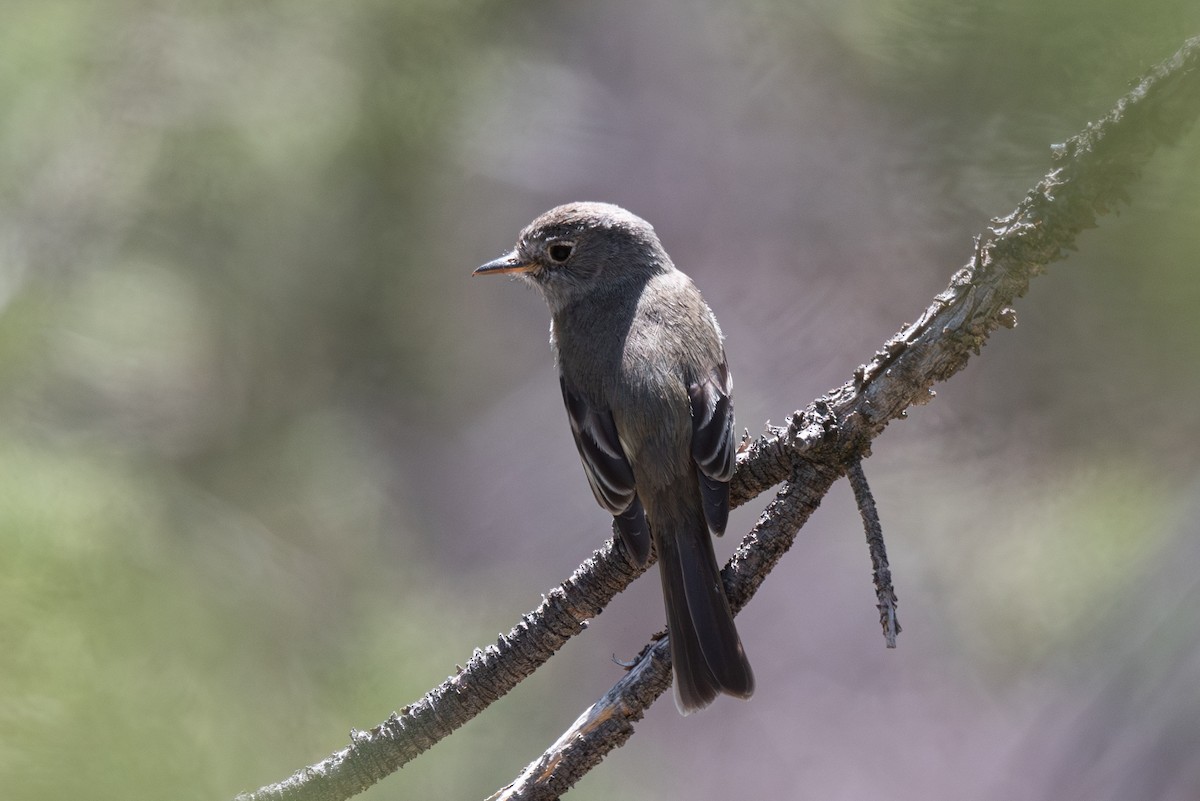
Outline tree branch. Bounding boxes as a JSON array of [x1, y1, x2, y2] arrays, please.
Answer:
[[235, 34, 1200, 801]]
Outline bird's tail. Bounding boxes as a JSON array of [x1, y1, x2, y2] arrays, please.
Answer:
[[655, 503, 754, 714]]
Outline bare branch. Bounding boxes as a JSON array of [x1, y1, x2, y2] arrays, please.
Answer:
[[236, 34, 1200, 801]]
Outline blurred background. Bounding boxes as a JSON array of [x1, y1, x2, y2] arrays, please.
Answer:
[[3, 1, 1200, 799]]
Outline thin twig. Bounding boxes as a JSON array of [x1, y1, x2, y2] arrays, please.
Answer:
[[847, 459, 899, 647]]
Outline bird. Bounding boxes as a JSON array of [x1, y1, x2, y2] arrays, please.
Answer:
[[473, 201, 754, 714]]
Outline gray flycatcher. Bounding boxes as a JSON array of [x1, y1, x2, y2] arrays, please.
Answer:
[[473, 202, 754, 714]]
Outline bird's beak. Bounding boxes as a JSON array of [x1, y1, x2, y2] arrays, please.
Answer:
[[472, 251, 537, 276]]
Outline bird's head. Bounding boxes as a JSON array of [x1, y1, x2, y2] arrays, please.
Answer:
[[473, 202, 668, 312]]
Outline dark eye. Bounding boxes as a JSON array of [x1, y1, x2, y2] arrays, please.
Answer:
[[547, 242, 574, 263]]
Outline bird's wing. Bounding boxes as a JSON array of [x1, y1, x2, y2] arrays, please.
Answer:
[[688, 358, 735, 537], [559, 376, 651, 565]]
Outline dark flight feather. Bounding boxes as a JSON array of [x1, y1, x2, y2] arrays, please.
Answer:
[[560, 376, 651, 565], [688, 359, 736, 537]]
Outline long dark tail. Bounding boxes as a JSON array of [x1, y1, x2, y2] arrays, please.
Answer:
[[655, 510, 754, 714]]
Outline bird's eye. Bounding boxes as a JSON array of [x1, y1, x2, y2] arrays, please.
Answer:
[[547, 242, 574, 263]]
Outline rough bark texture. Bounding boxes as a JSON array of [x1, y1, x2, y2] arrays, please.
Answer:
[[236, 35, 1200, 801]]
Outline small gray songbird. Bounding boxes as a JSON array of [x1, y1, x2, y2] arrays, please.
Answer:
[[474, 202, 754, 714]]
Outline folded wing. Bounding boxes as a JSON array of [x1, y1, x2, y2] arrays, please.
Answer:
[[687, 359, 735, 537], [560, 376, 650, 565]]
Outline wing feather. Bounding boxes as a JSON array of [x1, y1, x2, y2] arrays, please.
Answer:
[[688, 359, 735, 536], [560, 377, 651, 564]]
